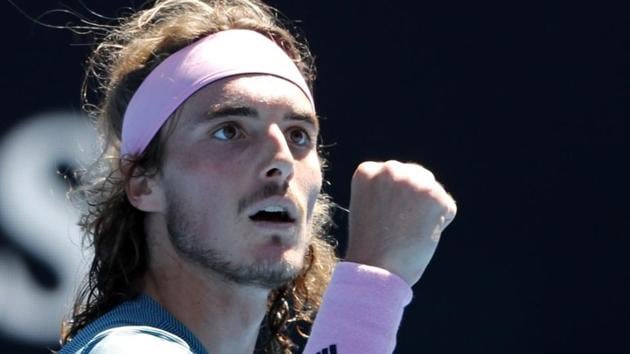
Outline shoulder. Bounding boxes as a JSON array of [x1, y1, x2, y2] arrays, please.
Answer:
[[76, 326, 193, 354]]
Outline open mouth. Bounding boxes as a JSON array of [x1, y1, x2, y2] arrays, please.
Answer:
[[249, 206, 295, 223]]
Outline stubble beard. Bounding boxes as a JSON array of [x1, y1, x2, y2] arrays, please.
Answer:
[[165, 197, 307, 290]]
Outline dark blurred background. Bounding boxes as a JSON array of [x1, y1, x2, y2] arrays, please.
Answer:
[[1, 1, 628, 353]]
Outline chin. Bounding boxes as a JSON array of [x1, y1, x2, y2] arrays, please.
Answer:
[[245, 241, 307, 284], [254, 238, 305, 266], [240, 256, 304, 289]]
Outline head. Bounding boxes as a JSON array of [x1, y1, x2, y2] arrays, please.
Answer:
[[63, 1, 337, 352], [134, 73, 323, 288]]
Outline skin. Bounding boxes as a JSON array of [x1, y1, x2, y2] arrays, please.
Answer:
[[127, 74, 457, 354], [346, 161, 457, 286], [128, 74, 322, 354]]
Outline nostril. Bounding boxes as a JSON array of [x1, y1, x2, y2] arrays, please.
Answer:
[[266, 167, 282, 177]]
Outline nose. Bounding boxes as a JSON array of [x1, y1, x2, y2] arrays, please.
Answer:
[[259, 124, 294, 182]]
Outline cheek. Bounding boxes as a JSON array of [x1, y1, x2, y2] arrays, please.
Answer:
[[298, 154, 323, 219], [169, 140, 250, 183], [173, 143, 231, 173], [163, 148, 242, 219]]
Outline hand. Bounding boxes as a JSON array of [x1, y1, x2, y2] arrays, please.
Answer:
[[345, 160, 457, 286]]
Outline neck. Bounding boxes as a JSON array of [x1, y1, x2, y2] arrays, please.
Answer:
[[142, 225, 270, 354]]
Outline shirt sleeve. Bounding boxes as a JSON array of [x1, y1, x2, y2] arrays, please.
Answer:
[[78, 326, 193, 354], [302, 261, 413, 354]]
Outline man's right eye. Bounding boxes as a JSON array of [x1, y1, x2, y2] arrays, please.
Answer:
[[212, 124, 241, 140]]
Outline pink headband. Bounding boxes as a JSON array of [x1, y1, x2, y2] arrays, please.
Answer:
[[121, 29, 314, 156]]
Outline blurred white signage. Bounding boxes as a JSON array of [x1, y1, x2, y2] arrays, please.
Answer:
[[0, 111, 97, 343]]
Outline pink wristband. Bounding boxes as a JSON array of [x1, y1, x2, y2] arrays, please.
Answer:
[[303, 262, 413, 354]]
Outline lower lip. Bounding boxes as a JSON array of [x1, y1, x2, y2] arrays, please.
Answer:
[[250, 220, 296, 231]]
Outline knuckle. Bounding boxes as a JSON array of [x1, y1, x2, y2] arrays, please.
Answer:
[[358, 161, 395, 181], [383, 160, 401, 168], [411, 181, 448, 205], [381, 163, 399, 178], [355, 161, 375, 173], [425, 184, 444, 201], [409, 174, 438, 193], [412, 164, 435, 181], [447, 197, 458, 216], [401, 162, 436, 184], [383, 160, 410, 177], [378, 160, 398, 174], [353, 161, 381, 180], [436, 191, 457, 217]]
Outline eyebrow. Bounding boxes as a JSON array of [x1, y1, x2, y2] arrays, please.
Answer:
[[204, 103, 319, 129], [207, 105, 258, 120]]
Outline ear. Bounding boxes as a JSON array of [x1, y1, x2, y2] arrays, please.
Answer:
[[123, 162, 166, 213]]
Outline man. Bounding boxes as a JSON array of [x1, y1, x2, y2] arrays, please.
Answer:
[[58, 0, 457, 353]]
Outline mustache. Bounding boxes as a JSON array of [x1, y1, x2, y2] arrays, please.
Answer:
[[237, 181, 290, 215]]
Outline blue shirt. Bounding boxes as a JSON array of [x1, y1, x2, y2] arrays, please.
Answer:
[[58, 294, 208, 354]]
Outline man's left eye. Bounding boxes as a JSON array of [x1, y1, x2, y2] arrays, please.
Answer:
[[287, 128, 311, 146]]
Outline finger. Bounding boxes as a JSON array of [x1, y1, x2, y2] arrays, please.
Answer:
[[353, 161, 382, 180], [429, 180, 457, 223]]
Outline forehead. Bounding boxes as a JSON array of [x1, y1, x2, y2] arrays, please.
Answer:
[[177, 74, 315, 123]]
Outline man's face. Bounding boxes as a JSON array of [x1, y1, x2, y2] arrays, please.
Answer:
[[154, 74, 322, 288]]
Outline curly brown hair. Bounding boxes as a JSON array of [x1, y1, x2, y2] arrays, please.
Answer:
[[60, 1, 338, 353]]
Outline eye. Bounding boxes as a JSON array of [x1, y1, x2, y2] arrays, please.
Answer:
[[287, 127, 312, 146], [212, 124, 242, 141]]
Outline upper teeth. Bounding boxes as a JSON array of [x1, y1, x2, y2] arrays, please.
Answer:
[[262, 206, 286, 213]]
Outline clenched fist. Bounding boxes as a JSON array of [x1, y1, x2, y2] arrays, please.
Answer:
[[345, 161, 457, 286]]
